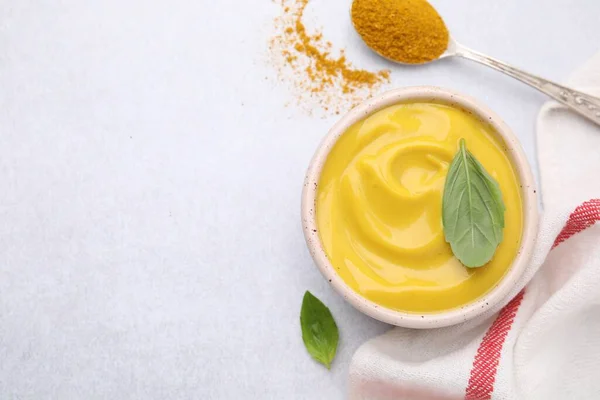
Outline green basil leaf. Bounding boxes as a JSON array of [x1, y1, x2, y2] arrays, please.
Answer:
[[300, 291, 339, 369], [442, 138, 506, 268]]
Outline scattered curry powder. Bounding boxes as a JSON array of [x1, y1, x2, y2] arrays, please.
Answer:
[[269, 0, 390, 115], [351, 0, 449, 64]]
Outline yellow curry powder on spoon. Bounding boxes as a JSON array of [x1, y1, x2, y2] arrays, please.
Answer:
[[351, 0, 449, 64], [269, 0, 390, 115]]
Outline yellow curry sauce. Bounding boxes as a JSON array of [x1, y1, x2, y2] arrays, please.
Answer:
[[316, 103, 523, 313]]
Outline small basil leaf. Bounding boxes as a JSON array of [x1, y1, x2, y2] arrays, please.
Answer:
[[442, 138, 506, 268], [300, 291, 339, 369]]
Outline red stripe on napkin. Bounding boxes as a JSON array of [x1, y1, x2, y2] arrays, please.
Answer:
[[464, 290, 524, 400], [552, 199, 600, 248], [465, 199, 600, 400]]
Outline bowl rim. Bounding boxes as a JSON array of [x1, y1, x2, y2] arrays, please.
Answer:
[[301, 86, 539, 329]]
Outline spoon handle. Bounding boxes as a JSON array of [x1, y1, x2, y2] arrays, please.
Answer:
[[453, 43, 600, 127]]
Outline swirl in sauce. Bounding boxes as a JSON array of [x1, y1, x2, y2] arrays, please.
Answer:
[[316, 103, 523, 313]]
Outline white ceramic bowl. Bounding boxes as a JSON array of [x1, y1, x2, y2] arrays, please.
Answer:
[[301, 86, 538, 329]]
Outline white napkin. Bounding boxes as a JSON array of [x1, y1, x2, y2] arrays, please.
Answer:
[[349, 51, 600, 400]]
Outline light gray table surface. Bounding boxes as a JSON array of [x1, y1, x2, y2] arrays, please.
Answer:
[[1, 0, 599, 399]]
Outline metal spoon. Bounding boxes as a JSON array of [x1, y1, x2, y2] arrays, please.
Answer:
[[362, 34, 600, 127]]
